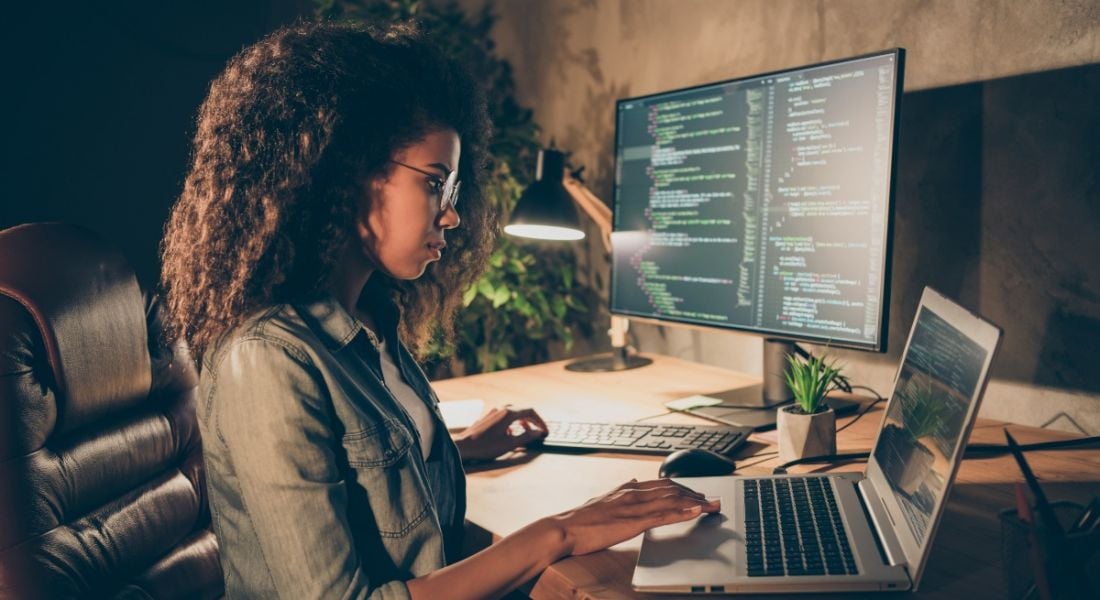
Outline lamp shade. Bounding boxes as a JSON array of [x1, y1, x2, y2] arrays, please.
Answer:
[[504, 149, 585, 241]]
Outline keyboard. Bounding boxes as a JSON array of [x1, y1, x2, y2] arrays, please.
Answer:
[[743, 478, 858, 577], [542, 421, 750, 456]]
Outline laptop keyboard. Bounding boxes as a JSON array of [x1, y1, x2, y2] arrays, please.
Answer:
[[542, 421, 749, 456], [743, 478, 859, 577]]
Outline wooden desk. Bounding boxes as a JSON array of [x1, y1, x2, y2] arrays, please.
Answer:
[[432, 354, 1099, 599]]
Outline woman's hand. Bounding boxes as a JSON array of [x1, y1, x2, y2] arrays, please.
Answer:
[[453, 405, 548, 462], [405, 478, 719, 599], [546, 478, 721, 557]]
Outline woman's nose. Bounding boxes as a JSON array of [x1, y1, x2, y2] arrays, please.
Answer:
[[438, 203, 460, 230]]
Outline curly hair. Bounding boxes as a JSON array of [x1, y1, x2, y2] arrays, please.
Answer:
[[160, 20, 495, 362]]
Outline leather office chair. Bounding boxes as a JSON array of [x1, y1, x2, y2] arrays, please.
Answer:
[[0, 223, 223, 598]]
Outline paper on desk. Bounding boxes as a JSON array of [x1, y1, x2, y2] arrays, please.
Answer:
[[439, 399, 485, 431], [664, 395, 724, 411]]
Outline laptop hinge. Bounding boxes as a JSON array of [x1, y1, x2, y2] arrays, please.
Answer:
[[856, 478, 907, 569]]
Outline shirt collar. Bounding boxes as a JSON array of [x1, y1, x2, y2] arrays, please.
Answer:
[[295, 276, 401, 352]]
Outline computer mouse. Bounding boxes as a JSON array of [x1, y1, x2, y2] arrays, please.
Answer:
[[659, 448, 737, 478]]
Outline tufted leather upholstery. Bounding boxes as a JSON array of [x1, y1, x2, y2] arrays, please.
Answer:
[[0, 223, 223, 599]]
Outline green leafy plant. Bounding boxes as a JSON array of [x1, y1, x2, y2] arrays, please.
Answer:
[[784, 354, 844, 414], [316, 0, 594, 376], [899, 379, 948, 440]]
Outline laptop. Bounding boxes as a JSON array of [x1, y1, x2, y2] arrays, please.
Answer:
[[633, 287, 1002, 594]]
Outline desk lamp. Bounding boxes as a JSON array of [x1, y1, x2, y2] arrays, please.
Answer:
[[504, 148, 652, 372]]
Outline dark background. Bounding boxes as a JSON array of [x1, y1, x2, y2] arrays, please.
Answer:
[[3, 1, 310, 287]]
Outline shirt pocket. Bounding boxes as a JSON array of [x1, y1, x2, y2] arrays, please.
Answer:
[[341, 419, 436, 538]]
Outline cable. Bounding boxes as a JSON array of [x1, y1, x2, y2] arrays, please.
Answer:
[[835, 400, 884, 433], [772, 451, 871, 474], [835, 386, 886, 434], [966, 435, 1100, 455], [735, 450, 779, 471], [770, 433, 1100, 474], [848, 384, 884, 400], [632, 410, 674, 423]]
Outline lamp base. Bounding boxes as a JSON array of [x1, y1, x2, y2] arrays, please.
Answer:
[[565, 351, 653, 372]]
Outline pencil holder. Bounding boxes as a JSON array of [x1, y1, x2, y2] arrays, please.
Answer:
[[1000, 501, 1100, 600]]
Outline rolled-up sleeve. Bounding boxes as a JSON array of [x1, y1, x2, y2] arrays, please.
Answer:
[[211, 337, 411, 600]]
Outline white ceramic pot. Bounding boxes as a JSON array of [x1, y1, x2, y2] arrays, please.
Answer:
[[777, 405, 837, 464]]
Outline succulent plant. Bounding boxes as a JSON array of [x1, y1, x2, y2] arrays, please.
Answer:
[[784, 353, 844, 415]]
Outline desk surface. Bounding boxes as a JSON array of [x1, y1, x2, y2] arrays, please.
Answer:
[[432, 354, 1098, 599]]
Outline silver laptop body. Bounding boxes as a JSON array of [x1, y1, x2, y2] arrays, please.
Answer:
[[633, 287, 1002, 594]]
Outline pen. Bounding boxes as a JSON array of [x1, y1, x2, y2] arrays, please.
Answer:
[[1015, 482, 1033, 523], [1014, 483, 1053, 600], [1005, 430, 1065, 538]]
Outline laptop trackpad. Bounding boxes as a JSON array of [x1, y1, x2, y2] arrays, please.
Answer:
[[637, 510, 739, 569], [636, 476, 741, 586]]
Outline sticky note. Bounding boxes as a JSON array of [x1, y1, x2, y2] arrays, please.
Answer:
[[664, 395, 724, 411]]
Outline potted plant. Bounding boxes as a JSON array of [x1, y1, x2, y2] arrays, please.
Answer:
[[777, 353, 844, 464]]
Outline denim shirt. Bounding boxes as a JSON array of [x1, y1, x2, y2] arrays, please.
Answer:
[[197, 285, 466, 599]]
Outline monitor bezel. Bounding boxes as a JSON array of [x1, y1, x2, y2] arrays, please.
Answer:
[[608, 48, 906, 352], [864, 286, 1002, 589]]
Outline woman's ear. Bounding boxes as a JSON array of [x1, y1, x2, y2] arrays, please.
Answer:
[[355, 177, 383, 245]]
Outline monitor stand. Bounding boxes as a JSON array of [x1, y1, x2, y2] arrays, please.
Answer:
[[566, 315, 653, 372], [684, 339, 859, 431], [565, 345, 652, 372]]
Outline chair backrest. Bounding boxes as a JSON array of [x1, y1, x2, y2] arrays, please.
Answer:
[[0, 223, 222, 599]]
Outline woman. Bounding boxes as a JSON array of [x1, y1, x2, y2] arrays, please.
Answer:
[[161, 21, 719, 599]]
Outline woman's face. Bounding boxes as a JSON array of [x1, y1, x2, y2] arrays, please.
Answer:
[[359, 128, 462, 280]]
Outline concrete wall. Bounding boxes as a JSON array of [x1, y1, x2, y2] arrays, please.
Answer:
[[466, 0, 1100, 433]]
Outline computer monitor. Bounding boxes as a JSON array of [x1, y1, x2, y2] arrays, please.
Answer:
[[610, 49, 905, 424]]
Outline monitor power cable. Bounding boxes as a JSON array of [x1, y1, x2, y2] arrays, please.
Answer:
[[633, 410, 675, 423], [835, 385, 886, 433], [769, 433, 1100, 474]]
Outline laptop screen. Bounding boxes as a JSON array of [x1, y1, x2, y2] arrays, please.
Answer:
[[872, 305, 990, 544]]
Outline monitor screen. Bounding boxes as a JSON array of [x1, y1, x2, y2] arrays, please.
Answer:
[[610, 50, 903, 350]]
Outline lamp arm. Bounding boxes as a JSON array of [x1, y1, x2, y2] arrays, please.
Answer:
[[562, 172, 612, 253]]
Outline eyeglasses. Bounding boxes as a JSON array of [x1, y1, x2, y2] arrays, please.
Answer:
[[389, 160, 461, 213]]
